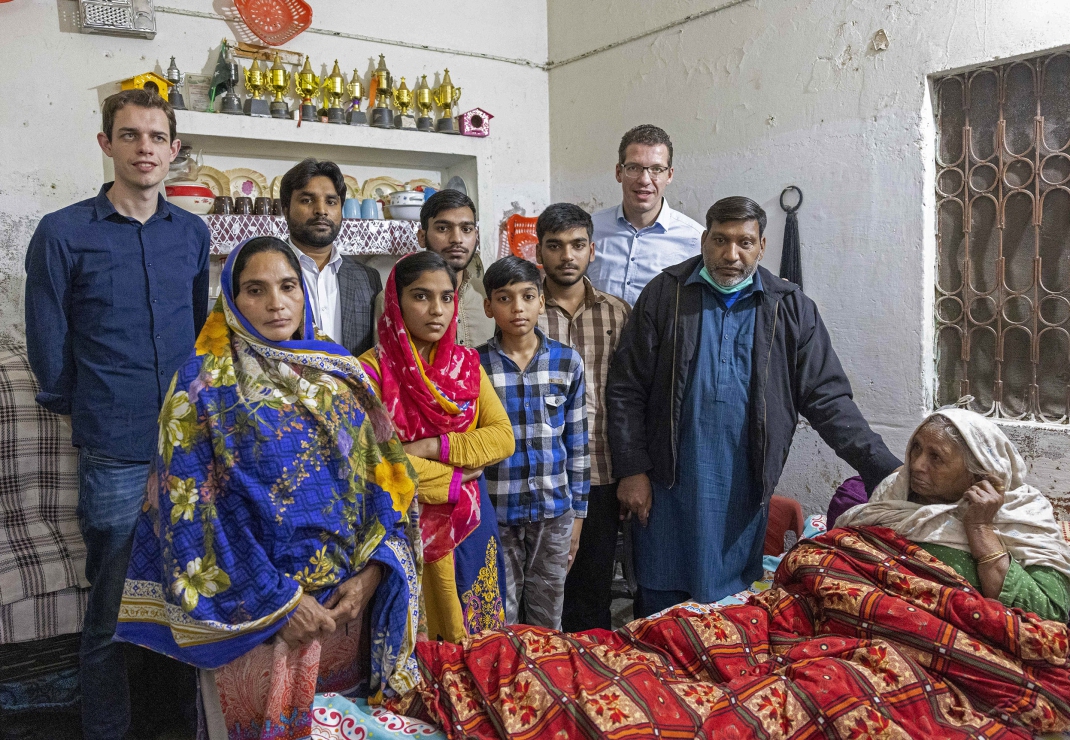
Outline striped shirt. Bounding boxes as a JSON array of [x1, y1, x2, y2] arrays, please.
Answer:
[[538, 277, 630, 485], [479, 328, 590, 525]]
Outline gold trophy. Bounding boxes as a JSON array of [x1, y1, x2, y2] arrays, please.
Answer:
[[415, 74, 434, 132], [267, 53, 291, 119], [433, 69, 462, 134], [370, 54, 394, 129], [393, 77, 417, 130], [242, 58, 270, 118], [346, 68, 367, 126], [323, 60, 346, 124], [295, 56, 321, 122]]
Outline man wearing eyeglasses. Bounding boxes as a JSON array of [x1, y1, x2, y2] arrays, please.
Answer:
[[587, 125, 703, 305]]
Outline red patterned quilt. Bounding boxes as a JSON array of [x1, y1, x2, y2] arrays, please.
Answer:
[[388, 527, 1070, 739]]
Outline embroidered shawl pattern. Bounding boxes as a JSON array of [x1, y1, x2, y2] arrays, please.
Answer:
[[116, 241, 423, 698]]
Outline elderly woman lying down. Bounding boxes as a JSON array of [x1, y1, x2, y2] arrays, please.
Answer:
[[386, 408, 1070, 739], [837, 407, 1070, 622]]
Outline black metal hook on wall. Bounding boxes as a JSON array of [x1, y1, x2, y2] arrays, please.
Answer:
[[780, 185, 803, 214]]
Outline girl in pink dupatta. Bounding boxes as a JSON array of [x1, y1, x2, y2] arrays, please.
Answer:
[[359, 252, 514, 641]]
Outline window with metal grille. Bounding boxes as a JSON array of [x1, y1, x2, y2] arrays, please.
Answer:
[[934, 52, 1070, 423]]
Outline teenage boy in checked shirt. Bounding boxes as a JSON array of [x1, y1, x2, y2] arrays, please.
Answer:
[[478, 256, 590, 629], [536, 203, 631, 632]]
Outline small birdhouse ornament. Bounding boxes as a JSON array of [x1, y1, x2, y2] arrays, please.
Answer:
[[120, 72, 172, 98], [458, 108, 493, 137]]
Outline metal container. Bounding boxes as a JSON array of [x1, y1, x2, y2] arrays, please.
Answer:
[[79, 0, 156, 39]]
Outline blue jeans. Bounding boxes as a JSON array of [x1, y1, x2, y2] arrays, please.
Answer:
[[77, 447, 150, 740]]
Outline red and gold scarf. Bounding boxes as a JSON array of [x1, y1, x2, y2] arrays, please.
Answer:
[[375, 260, 483, 563]]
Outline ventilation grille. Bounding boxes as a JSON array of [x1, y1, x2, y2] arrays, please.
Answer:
[[79, 0, 156, 39]]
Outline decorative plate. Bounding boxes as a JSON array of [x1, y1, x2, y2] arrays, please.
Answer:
[[196, 166, 230, 197], [360, 176, 404, 201], [227, 168, 269, 199], [270, 175, 283, 200], [444, 175, 468, 196], [343, 175, 361, 200], [406, 178, 440, 192]]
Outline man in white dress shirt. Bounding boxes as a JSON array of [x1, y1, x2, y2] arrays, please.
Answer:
[[281, 158, 381, 355], [587, 125, 703, 305]]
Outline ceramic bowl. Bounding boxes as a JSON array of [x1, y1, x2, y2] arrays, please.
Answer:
[[388, 204, 422, 220], [166, 182, 216, 214], [389, 190, 424, 207]]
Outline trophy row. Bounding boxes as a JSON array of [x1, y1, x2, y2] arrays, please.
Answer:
[[172, 52, 464, 133]]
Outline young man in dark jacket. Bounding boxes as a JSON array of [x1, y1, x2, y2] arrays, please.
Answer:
[[607, 196, 900, 618]]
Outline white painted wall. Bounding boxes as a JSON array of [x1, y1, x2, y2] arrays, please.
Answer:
[[0, 0, 550, 335], [4, 0, 1068, 519], [546, 0, 1070, 517]]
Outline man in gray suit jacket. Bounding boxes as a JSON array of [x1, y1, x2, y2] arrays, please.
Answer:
[[280, 158, 382, 355]]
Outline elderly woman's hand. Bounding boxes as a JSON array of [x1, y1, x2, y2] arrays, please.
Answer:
[[279, 594, 336, 648], [962, 479, 1004, 529], [324, 562, 383, 625]]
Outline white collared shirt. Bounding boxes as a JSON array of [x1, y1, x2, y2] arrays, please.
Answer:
[[587, 199, 703, 305], [288, 240, 343, 342]]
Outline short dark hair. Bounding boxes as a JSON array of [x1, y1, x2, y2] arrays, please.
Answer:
[[704, 196, 768, 237], [279, 158, 346, 210], [618, 124, 673, 167], [482, 255, 542, 296], [232, 237, 302, 295], [394, 250, 458, 292], [101, 88, 177, 142], [420, 189, 477, 231], [536, 203, 593, 242]]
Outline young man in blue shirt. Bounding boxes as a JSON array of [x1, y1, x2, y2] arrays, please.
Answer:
[[24, 88, 210, 740], [479, 256, 589, 629]]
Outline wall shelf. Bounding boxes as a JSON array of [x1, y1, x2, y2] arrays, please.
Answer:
[[175, 111, 484, 169], [174, 110, 493, 263], [201, 215, 420, 256]]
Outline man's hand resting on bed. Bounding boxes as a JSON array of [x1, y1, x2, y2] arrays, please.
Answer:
[[279, 594, 336, 647]]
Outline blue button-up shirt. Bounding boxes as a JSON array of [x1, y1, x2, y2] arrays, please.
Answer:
[[478, 328, 590, 525], [24, 184, 211, 460], [587, 199, 703, 305]]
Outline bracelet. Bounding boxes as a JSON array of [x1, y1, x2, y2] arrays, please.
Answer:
[[976, 549, 1008, 566]]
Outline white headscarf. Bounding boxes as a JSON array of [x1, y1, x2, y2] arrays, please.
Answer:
[[836, 408, 1070, 580]]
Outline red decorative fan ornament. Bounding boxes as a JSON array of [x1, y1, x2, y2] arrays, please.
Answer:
[[233, 0, 312, 46]]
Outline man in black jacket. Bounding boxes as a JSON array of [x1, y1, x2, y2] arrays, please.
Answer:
[[607, 196, 900, 618]]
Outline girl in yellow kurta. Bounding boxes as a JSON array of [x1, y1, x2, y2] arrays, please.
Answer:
[[360, 252, 514, 642]]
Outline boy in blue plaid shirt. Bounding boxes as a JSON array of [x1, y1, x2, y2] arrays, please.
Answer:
[[479, 256, 590, 629]]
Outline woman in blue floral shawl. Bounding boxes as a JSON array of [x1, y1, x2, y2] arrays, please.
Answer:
[[116, 238, 436, 740]]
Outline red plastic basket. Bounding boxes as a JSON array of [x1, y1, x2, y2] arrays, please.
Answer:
[[499, 214, 538, 262], [233, 0, 312, 46]]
